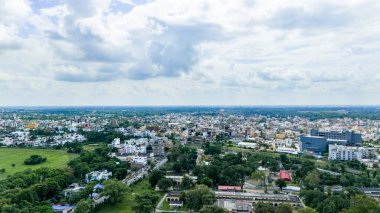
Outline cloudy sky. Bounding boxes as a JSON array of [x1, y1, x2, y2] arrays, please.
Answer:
[[1, 0, 380, 106]]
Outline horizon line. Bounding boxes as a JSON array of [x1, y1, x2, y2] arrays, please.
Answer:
[[1, 105, 380, 108]]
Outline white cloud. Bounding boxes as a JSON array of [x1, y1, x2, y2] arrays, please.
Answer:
[[1, 0, 380, 105]]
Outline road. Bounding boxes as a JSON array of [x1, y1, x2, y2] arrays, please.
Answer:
[[122, 158, 168, 186]]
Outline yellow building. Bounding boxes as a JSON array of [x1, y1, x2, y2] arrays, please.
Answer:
[[275, 133, 286, 139], [26, 122, 39, 129]]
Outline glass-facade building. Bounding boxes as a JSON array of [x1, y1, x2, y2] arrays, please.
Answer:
[[300, 129, 362, 154]]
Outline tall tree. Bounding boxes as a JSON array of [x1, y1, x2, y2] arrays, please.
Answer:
[[102, 179, 126, 204], [184, 185, 216, 211], [148, 169, 165, 187], [303, 170, 320, 190], [276, 204, 293, 213], [275, 179, 287, 190], [157, 178, 173, 192], [181, 176, 195, 190], [133, 192, 159, 213], [75, 199, 94, 213], [342, 194, 380, 213], [255, 202, 275, 213], [200, 205, 228, 213]]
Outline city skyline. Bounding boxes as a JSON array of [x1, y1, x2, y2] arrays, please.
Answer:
[[1, 0, 380, 106]]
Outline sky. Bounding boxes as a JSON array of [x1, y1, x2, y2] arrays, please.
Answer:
[[1, 0, 380, 106]]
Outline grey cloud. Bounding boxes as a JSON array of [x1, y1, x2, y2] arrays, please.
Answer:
[[256, 70, 283, 81], [0, 42, 22, 51], [55, 65, 120, 82], [125, 22, 223, 80], [52, 5, 223, 82]]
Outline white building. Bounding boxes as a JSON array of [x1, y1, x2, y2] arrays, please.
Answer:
[[111, 138, 121, 148], [85, 170, 112, 183], [238, 142, 257, 149], [328, 144, 377, 161], [1, 137, 14, 146], [276, 147, 298, 155], [131, 156, 148, 165]]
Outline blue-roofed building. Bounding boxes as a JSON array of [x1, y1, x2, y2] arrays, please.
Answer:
[[94, 183, 104, 190]]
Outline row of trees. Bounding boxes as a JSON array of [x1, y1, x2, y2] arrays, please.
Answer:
[[67, 145, 130, 181], [0, 167, 74, 212], [167, 145, 197, 173]]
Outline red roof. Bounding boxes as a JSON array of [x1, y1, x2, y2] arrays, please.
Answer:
[[279, 170, 292, 181], [218, 186, 242, 191]]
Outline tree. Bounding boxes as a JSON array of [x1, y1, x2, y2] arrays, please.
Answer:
[[148, 169, 165, 187], [342, 194, 380, 213], [184, 185, 216, 211], [200, 205, 228, 213], [24, 155, 47, 165], [146, 145, 153, 154], [303, 170, 320, 190], [75, 199, 94, 213], [133, 192, 159, 213], [317, 200, 337, 213], [276, 204, 293, 213], [275, 179, 287, 190], [157, 178, 173, 192], [296, 207, 317, 213], [199, 177, 213, 187], [74, 163, 91, 179], [102, 179, 126, 204], [299, 190, 327, 209], [181, 176, 194, 190], [255, 202, 275, 213]]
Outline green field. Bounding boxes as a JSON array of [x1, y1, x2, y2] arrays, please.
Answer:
[[96, 179, 164, 213], [0, 148, 78, 179]]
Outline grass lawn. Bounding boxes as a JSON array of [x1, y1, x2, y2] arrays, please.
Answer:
[[96, 179, 164, 213], [0, 147, 78, 179], [159, 200, 188, 212], [83, 144, 101, 151]]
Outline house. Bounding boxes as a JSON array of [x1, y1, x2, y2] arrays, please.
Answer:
[[359, 187, 380, 202], [169, 200, 183, 208], [166, 191, 181, 202], [63, 183, 85, 198], [111, 138, 121, 148], [93, 183, 104, 190], [218, 185, 242, 191], [52, 205, 75, 213], [238, 142, 257, 149], [165, 175, 197, 185], [85, 170, 112, 183], [278, 170, 292, 182]]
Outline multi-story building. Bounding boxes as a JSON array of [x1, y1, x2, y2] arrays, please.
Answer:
[[311, 129, 362, 145], [152, 140, 165, 157], [328, 144, 376, 161], [300, 129, 362, 154]]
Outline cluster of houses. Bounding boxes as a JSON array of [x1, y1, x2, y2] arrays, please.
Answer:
[[110, 137, 166, 167], [52, 170, 112, 213]]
